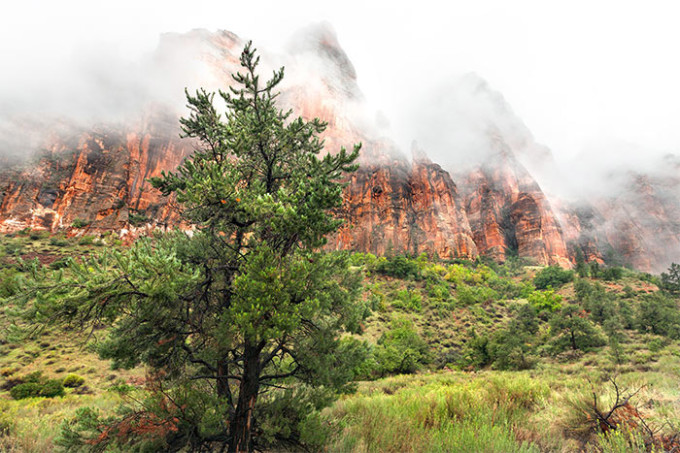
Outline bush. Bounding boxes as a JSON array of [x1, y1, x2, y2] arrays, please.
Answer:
[[660, 262, 680, 294], [574, 278, 594, 302], [601, 266, 624, 281], [457, 284, 498, 306], [4, 241, 24, 256], [0, 268, 20, 297], [489, 278, 529, 300], [63, 374, 86, 388], [128, 211, 150, 227], [50, 257, 73, 270], [9, 382, 42, 399], [78, 235, 95, 246], [460, 330, 491, 369], [29, 230, 48, 241], [10, 378, 65, 399], [392, 288, 423, 312], [533, 266, 573, 290], [510, 303, 539, 335], [374, 318, 430, 376], [375, 255, 420, 280], [49, 236, 70, 247], [71, 218, 90, 229], [527, 289, 562, 314], [635, 293, 680, 338], [488, 329, 536, 371], [549, 305, 606, 352], [579, 282, 614, 324]]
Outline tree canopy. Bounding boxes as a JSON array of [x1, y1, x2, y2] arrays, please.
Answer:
[[17, 41, 365, 452]]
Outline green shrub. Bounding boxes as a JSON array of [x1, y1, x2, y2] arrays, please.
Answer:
[[511, 303, 539, 335], [426, 279, 451, 301], [489, 278, 528, 300], [527, 289, 562, 314], [49, 236, 70, 247], [71, 218, 90, 229], [635, 293, 680, 338], [29, 230, 48, 241], [601, 266, 624, 281], [78, 235, 95, 246], [63, 374, 86, 388], [392, 288, 422, 312], [128, 211, 149, 227], [457, 284, 498, 306], [647, 337, 667, 353], [574, 278, 594, 302], [374, 318, 430, 376], [582, 284, 615, 325], [50, 257, 72, 270], [488, 329, 536, 371], [9, 378, 65, 399], [460, 330, 491, 369], [0, 268, 20, 297], [4, 241, 24, 256], [533, 266, 573, 290], [660, 262, 680, 294], [9, 382, 42, 399], [375, 255, 420, 280], [549, 305, 606, 352], [39, 379, 66, 397]]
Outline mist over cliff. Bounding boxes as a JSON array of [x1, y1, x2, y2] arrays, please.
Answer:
[[0, 23, 679, 271]]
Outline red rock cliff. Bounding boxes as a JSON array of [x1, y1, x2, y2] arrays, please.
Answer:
[[459, 136, 571, 267], [0, 25, 577, 267]]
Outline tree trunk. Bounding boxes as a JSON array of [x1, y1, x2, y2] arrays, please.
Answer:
[[217, 361, 233, 406], [228, 343, 261, 453]]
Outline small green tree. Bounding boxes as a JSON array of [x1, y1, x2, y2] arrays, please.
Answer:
[[527, 288, 563, 315], [19, 42, 364, 453], [573, 247, 589, 278], [373, 318, 430, 375], [660, 262, 680, 294], [533, 265, 573, 290], [635, 293, 680, 338], [549, 305, 605, 352]]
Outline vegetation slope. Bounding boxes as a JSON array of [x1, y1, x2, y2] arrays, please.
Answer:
[[2, 231, 680, 452]]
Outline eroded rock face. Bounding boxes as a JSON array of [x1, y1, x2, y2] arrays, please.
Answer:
[[557, 165, 680, 273], [459, 140, 571, 267], [329, 148, 477, 259], [0, 25, 577, 267], [0, 114, 192, 234]]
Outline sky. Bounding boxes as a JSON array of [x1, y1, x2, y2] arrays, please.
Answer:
[[2, 0, 680, 165]]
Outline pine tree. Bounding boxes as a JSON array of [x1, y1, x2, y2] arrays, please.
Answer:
[[19, 42, 365, 452]]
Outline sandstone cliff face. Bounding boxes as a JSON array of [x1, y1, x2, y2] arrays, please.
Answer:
[[0, 25, 579, 268], [0, 113, 192, 234], [556, 164, 680, 273], [459, 137, 571, 267], [329, 147, 477, 259]]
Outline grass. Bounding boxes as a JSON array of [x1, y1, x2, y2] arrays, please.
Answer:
[[326, 372, 546, 452], [323, 361, 680, 453], [0, 393, 121, 452]]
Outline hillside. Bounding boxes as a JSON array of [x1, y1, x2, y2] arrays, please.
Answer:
[[2, 233, 680, 451]]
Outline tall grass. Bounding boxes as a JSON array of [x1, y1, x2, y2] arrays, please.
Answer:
[[325, 372, 547, 452], [0, 393, 121, 452]]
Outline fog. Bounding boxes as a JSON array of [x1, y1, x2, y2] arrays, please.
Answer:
[[2, 2, 680, 207]]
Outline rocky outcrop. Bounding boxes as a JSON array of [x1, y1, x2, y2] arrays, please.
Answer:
[[330, 148, 477, 259], [556, 163, 680, 273], [0, 113, 192, 234], [458, 136, 571, 267]]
